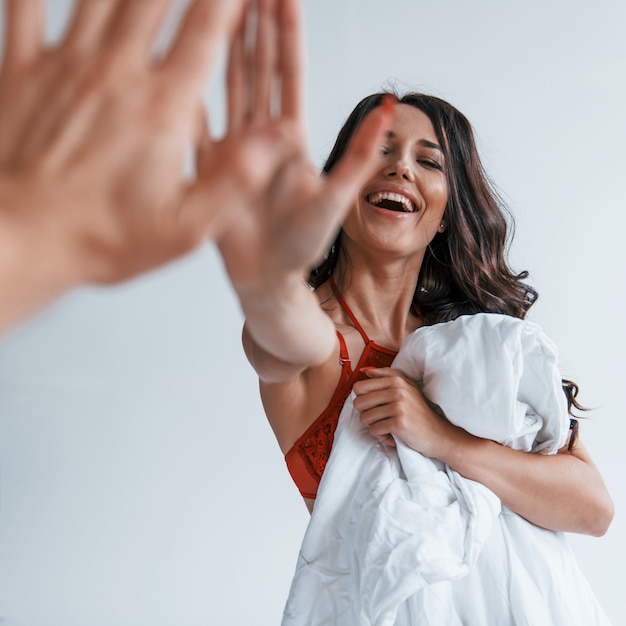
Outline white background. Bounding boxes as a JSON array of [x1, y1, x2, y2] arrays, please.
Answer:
[[0, 0, 624, 624]]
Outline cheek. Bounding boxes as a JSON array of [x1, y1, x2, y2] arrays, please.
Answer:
[[433, 180, 449, 209], [422, 173, 449, 209]]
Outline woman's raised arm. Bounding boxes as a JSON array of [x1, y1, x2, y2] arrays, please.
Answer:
[[216, 0, 394, 382]]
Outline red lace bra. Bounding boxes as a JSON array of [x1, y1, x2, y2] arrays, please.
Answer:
[[284, 281, 397, 499]]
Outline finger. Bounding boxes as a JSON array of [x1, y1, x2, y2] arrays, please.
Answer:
[[353, 379, 393, 399], [3, 0, 44, 70], [161, 0, 243, 99], [252, 0, 279, 123], [62, 0, 122, 55], [362, 367, 396, 378], [381, 434, 397, 448], [366, 415, 394, 434], [104, 0, 172, 63], [278, 0, 304, 120], [360, 405, 394, 428], [180, 176, 236, 242], [354, 386, 398, 413], [226, 3, 248, 132], [368, 422, 397, 448], [194, 103, 213, 174], [322, 95, 395, 223], [364, 411, 392, 432], [353, 369, 401, 396]]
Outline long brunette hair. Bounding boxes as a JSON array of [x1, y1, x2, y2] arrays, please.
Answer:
[[310, 92, 583, 418], [310, 91, 537, 322]]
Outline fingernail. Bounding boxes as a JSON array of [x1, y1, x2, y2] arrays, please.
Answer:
[[381, 94, 397, 116]]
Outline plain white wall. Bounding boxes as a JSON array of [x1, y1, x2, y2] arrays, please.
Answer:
[[0, 0, 624, 624]]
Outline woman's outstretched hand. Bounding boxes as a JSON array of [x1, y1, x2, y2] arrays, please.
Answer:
[[216, 0, 394, 375], [216, 0, 395, 297]]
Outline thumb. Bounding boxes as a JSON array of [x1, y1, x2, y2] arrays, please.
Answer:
[[179, 172, 241, 244], [321, 95, 395, 223]]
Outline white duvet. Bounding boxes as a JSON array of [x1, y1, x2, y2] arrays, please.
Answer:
[[282, 313, 610, 625]]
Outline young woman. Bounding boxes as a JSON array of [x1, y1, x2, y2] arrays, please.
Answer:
[[231, 91, 613, 624], [231, 90, 612, 531], [216, 1, 613, 623]]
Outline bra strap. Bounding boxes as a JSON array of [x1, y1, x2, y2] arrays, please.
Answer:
[[336, 330, 351, 367], [329, 276, 371, 345]]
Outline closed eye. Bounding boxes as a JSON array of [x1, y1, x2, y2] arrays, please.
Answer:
[[418, 158, 443, 171]]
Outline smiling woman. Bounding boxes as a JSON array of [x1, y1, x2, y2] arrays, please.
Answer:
[[311, 93, 538, 324], [229, 89, 614, 623], [341, 103, 448, 267], [0, 0, 622, 624]]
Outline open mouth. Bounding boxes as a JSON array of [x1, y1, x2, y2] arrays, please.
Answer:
[[367, 191, 416, 213]]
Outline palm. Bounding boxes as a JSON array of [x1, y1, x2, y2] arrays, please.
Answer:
[[207, 0, 393, 374], [216, 140, 337, 289], [211, 0, 392, 292]]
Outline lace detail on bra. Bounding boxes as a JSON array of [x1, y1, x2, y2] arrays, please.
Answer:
[[294, 342, 395, 485], [297, 401, 345, 486], [360, 345, 398, 370]]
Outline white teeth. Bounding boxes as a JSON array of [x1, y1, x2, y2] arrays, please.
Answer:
[[367, 191, 416, 213]]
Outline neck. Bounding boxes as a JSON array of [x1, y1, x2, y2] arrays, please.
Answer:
[[333, 248, 425, 347]]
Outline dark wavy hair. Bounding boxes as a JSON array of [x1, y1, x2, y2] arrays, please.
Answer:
[[309, 91, 583, 421], [310, 91, 537, 322]]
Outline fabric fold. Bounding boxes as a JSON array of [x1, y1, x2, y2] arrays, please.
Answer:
[[282, 314, 610, 626]]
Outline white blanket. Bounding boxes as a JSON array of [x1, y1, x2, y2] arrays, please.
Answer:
[[282, 314, 610, 625]]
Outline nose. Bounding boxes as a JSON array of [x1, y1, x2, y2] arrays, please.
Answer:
[[383, 155, 415, 182]]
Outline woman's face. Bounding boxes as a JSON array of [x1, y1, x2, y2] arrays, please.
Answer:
[[342, 104, 449, 261]]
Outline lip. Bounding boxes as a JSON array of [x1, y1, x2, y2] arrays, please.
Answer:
[[362, 183, 420, 214]]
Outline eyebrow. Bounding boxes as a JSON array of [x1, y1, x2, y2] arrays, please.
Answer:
[[385, 131, 444, 153]]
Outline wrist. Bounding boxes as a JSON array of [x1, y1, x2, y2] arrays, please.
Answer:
[[238, 272, 336, 369], [236, 270, 310, 311], [435, 422, 491, 476]]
